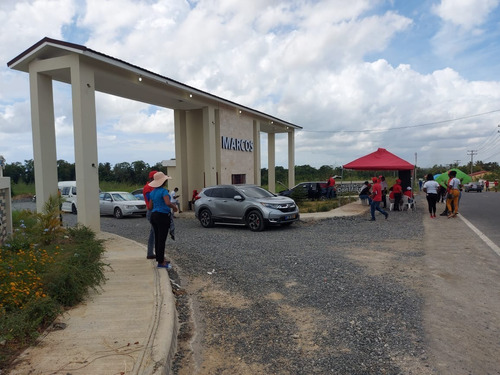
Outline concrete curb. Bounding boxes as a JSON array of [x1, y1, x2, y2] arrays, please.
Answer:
[[101, 233, 179, 375]]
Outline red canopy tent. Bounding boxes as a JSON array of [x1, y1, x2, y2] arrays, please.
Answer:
[[343, 148, 414, 170]]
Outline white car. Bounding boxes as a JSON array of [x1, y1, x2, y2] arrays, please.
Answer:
[[99, 192, 147, 219]]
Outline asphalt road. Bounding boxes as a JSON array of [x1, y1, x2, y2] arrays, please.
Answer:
[[458, 190, 500, 247]]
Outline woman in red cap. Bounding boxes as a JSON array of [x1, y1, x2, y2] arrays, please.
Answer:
[[392, 178, 403, 211], [370, 177, 388, 221]]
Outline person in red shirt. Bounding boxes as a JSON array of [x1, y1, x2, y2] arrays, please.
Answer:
[[403, 187, 414, 199], [326, 175, 336, 199], [392, 179, 403, 211], [370, 177, 388, 221], [143, 170, 157, 259]]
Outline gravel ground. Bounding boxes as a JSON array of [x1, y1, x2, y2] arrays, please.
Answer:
[[12, 200, 433, 374]]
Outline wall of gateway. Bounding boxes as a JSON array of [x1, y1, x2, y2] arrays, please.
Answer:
[[219, 107, 255, 184]]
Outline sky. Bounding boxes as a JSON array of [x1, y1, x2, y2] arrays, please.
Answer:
[[1, 0, 500, 170]]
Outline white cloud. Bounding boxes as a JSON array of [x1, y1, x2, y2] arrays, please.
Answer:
[[1, 0, 500, 168], [432, 0, 499, 30]]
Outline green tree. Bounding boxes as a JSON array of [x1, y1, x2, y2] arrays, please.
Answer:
[[57, 160, 75, 181], [23, 159, 35, 184], [98, 162, 113, 182], [131, 160, 150, 184], [4, 162, 24, 183], [113, 162, 133, 183]]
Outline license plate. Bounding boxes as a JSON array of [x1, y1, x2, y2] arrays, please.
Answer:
[[284, 214, 296, 220]]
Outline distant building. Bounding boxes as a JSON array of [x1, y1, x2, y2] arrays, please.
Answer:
[[469, 170, 490, 181]]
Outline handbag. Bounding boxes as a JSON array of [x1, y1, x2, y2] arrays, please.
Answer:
[[447, 193, 453, 199]]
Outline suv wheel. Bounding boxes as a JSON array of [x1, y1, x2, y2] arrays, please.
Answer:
[[71, 204, 77, 215], [199, 209, 214, 228], [247, 210, 264, 232]]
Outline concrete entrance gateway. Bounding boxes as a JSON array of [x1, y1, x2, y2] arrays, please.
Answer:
[[8, 37, 301, 231]]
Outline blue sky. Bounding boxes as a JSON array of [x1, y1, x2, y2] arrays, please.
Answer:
[[1, 0, 500, 169]]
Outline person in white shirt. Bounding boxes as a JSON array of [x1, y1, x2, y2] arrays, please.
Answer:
[[422, 173, 440, 218], [170, 187, 181, 213]]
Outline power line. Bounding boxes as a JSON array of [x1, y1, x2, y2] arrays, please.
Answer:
[[300, 109, 500, 134]]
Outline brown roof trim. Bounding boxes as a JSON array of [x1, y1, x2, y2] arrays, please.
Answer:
[[7, 37, 302, 130], [7, 37, 87, 67]]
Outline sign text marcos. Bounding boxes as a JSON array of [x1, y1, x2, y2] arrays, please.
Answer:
[[221, 136, 254, 152]]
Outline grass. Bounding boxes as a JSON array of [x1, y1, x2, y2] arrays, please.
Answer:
[[10, 182, 35, 198], [297, 195, 358, 213], [0, 195, 107, 369]]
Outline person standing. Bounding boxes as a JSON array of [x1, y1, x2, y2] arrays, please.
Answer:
[[148, 172, 178, 268], [446, 170, 461, 218], [143, 170, 157, 259], [326, 175, 336, 199], [358, 181, 372, 205], [370, 177, 388, 221], [392, 179, 403, 211], [170, 187, 181, 214], [423, 173, 440, 218]]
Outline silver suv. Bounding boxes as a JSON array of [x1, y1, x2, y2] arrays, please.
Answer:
[[194, 184, 300, 231]]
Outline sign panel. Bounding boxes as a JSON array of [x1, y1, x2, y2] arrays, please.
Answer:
[[221, 136, 253, 152]]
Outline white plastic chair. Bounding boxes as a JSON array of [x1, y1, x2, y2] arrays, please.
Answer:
[[389, 198, 403, 211], [402, 195, 416, 212]]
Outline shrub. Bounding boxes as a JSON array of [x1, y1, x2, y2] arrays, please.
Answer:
[[0, 196, 107, 369]]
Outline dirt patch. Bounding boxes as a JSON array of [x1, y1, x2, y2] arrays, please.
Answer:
[[171, 215, 500, 374]]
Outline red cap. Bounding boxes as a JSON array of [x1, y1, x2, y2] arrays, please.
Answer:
[[148, 170, 158, 180]]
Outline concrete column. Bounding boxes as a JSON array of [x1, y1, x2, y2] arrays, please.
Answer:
[[29, 69, 58, 212], [174, 109, 188, 210], [288, 129, 295, 188], [214, 109, 221, 185], [71, 58, 100, 231], [202, 106, 217, 186], [253, 121, 261, 186], [268, 133, 275, 193]]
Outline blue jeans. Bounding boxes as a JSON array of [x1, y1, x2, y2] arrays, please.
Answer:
[[146, 210, 155, 257], [370, 200, 387, 219], [327, 186, 336, 199], [359, 194, 372, 204]]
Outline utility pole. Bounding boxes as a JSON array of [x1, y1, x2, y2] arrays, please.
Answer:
[[467, 150, 477, 174]]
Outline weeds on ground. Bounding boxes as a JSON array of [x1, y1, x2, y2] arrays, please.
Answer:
[[297, 195, 357, 213], [0, 195, 107, 369]]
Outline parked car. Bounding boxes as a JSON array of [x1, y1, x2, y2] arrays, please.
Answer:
[[99, 192, 147, 218], [464, 183, 483, 192], [194, 184, 299, 231], [131, 188, 144, 200], [278, 181, 328, 200], [59, 181, 78, 214]]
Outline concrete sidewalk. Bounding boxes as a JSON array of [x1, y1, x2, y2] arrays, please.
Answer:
[[7, 200, 369, 375], [8, 232, 178, 375]]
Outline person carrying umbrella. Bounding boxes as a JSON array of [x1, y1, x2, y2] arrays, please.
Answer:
[[446, 170, 462, 218]]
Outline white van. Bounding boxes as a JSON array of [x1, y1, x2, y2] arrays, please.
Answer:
[[58, 181, 78, 214]]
